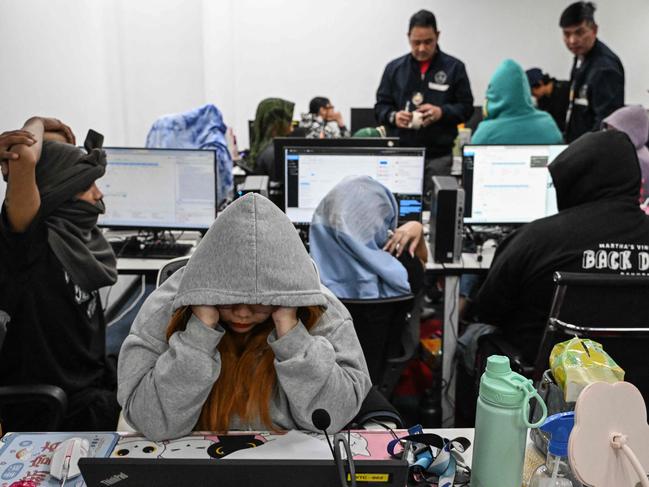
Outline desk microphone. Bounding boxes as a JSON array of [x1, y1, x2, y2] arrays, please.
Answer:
[[312, 408, 335, 456], [312, 408, 356, 487]]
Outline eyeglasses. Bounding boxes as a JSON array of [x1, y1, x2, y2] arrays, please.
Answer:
[[218, 304, 276, 313]]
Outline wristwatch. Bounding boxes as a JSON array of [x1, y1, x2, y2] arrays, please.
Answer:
[[389, 111, 397, 126]]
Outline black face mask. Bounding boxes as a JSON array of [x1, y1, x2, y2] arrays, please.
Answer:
[[45, 195, 117, 292]]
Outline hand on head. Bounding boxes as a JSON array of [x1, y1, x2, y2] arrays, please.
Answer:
[[271, 307, 298, 338], [38, 117, 76, 145], [0, 130, 36, 162], [191, 305, 221, 329]]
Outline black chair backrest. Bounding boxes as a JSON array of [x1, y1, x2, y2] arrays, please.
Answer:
[[345, 386, 404, 429], [340, 295, 415, 397], [0, 384, 68, 431], [534, 272, 649, 398], [156, 257, 191, 288]]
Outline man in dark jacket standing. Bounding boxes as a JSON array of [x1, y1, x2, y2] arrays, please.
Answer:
[[560, 1, 624, 142], [375, 9, 473, 200], [476, 131, 649, 365]]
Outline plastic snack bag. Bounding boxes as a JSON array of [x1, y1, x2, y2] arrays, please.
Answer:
[[549, 337, 624, 402]]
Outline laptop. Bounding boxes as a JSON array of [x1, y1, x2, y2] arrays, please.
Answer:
[[79, 457, 408, 486]]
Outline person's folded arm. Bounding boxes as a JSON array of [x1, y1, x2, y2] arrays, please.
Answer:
[[4, 118, 44, 233], [269, 317, 372, 432], [118, 311, 225, 441]]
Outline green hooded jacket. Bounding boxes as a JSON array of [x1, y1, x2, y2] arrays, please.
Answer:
[[250, 98, 294, 170], [473, 59, 563, 145]]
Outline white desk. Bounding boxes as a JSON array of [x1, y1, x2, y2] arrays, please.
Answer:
[[109, 230, 199, 278], [117, 257, 169, 273], [425, 246, 496, 427]]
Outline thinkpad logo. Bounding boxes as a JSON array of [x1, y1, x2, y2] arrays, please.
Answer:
[[100, 472, 129, 485]]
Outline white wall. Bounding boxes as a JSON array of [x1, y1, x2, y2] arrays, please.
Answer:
[[1, 0, 647, 149]]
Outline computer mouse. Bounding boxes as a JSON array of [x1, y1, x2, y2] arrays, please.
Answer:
[[50, 437, 90, 481]]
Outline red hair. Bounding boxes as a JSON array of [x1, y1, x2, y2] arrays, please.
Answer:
[[166, 305, 323, 431]]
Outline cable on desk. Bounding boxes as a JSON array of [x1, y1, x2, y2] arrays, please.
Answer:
[[441, 272, 460, 426]]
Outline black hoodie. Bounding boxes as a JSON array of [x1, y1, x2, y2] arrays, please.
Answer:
[[476, 131, 649, 362]]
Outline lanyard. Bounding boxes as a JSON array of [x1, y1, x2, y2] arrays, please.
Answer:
[[386, 425, 471, 486]]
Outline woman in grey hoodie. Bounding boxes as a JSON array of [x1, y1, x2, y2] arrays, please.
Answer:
[[117, 193, 371, 441]]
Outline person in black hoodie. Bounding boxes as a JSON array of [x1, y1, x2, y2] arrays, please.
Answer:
[[476, 130, 649, 364], [0, 117, 119, 431]]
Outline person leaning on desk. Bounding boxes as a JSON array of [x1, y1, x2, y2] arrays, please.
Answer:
[[117, 193, 371, 441], [0, 116, 120, 432]]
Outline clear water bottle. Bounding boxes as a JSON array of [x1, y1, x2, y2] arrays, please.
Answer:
[[529, 412, 578, 487], [471, 355, 548, 487]]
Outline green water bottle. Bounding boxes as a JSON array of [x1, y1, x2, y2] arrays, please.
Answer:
[[471, 355, 548, 487]]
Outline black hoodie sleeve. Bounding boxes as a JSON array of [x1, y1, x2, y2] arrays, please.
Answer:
[[589, 67, 624, 131], [475, 233, 522, 326]]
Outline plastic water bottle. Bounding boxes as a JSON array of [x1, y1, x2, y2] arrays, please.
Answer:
[[529, 412, 577, 487], [471, 355, 548, 487]]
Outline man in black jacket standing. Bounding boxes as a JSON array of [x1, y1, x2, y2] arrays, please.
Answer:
[[560, 1, 624, 142], [375, 9, 473, 200]]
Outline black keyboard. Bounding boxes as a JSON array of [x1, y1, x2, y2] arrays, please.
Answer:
[[110, 239, 193, 259]]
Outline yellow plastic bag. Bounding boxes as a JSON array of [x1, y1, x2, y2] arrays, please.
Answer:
[[549, 337, 625, 402]]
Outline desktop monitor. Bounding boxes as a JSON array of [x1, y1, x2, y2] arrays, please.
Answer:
[[462, 144, 568, 225], [272, 137, 399, 182], [97, 147, 218, 231], [284, 146, 425, 225]]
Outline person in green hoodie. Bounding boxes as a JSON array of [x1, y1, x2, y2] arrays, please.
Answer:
[[249, 98, 295, 176], [117, 193, 371, 441], [472, 59, 563, 145]]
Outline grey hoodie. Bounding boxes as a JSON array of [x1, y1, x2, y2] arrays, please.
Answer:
[[603, 105, 649, 200], [117, 194, 371, 440]]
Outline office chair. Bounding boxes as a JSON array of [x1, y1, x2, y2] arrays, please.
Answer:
[[477, 271, 649, 395], [340, 294, 417, 399], [0, 384, 68, 432], [455, 271, 649, 427], [0, 311, 68, 431], [157, 256, 191, 288], [345, 386, 404, 429]]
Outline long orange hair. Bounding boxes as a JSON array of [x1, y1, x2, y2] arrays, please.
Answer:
[[166, 305, 323, 432]]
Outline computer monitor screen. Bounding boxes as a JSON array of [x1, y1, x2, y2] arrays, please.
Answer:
[[284, 146, 425, 224], [272, 137, 399, 182], [97, 147, 217, 231], [462, 144, 568, 224]]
